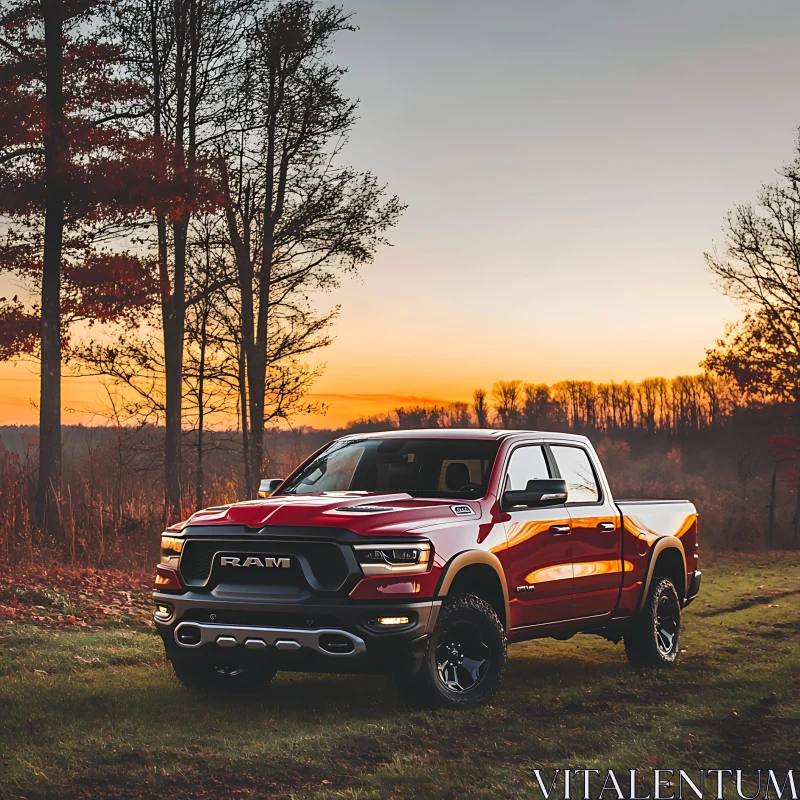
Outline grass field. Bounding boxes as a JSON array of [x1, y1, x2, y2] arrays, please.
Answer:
[[1, 553, 799, 800]]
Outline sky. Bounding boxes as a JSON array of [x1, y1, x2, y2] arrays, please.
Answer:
[[2, 0, 800, 428]]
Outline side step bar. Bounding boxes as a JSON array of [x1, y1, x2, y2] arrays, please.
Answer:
[[173, 621, 367, 657]]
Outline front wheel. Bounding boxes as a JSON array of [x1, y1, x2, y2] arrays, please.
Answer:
[[394, 593, 507, 710], [170, 657, 278, 692], [624, 577, 682, 667]]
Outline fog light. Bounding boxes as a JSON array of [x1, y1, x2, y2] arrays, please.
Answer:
[[154, 603, 172, 620], [377, 616, 410, 626]]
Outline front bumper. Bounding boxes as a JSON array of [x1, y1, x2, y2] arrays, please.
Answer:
[[173, 621, 369, 656], [153, 589, 441, 673]]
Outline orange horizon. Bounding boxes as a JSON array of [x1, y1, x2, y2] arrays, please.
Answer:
[[0, 361, 466, 430], [0, 358, 714, 431]]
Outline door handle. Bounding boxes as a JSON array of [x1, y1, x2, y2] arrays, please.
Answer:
[[549, 524, 570, 535], [597, 522, 616, 532]]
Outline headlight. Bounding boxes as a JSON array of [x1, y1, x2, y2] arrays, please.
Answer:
[[160, 535, 184, 565], [353, 542, 431, 576]]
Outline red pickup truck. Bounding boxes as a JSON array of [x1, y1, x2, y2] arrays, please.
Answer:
[[153, 429, 700, 709]]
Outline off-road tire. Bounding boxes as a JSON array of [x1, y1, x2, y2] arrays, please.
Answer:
[[394, 593, 506, 710], [170, 657, 278, 692], [624, 577, 682, 668]]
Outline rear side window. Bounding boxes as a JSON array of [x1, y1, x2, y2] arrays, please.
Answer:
[[550, 445, 600, 504], [504, 445, 551, 492]]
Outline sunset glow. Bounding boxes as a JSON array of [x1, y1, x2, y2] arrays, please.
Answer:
[[1, 1, 797, 432]]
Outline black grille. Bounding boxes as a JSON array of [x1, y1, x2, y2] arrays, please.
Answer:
[[307, 545, 349, 586], [179, 539, 351, 591], [180, 542, 216, 582], [214, 557, 304, 587]]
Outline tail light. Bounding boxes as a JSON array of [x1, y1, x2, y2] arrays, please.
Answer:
[[154, 565, 184, 592]]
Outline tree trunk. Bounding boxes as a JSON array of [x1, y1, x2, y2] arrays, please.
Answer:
[[114, 429, 123, 539], [37, 0, 66, 538], [163, 221, 187, 523], [245, 225, 267, 498], [195, 303, 207, 511], [793, 485, 800, 550], [238, 344, 251, 497], [186, 13, 200, 506], [163, 221, 187, 524], [162, 0, 190, 523], [150, 0, 184, 524], [247, 351, 266, 498], [246, 59, 280, 500], [195, 412, 204, 510], [767, 463, 777, 549], [219, 169, 255, 498], [243, 295, 262, 498]]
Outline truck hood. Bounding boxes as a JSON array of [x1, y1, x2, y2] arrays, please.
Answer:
[[182, 492, 480, 537]]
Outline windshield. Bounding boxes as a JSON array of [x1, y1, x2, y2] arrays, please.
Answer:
[[279, 438, 500, 499]]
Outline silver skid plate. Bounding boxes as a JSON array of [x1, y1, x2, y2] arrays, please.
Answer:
[[173, 622, 367, 657]]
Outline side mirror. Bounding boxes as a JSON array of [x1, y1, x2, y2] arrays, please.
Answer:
[[258, 478, 284, 498], [502, 478, 567, 510]]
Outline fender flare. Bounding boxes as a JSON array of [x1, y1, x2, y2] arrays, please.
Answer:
[[638, 537, 688, 612], [436, 550, 511, 630]]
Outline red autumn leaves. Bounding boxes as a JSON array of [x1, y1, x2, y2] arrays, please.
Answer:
[[0, 0, 223, 359], [0, 562, 152, 628]]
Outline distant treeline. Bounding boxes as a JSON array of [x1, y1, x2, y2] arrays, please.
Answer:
[[2, 370, 798, 564], [346, 374, 735, 437]]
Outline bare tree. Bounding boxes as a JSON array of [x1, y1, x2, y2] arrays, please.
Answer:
[[521, 383, 558, 429], [492, 380, 522, 428], [183, 215, 240, 509], [472, 389, 488, 428], [220, 1, 404, 496], [113, 0, 251, 521], [443, 402, 472, 428], [704, 133, 800, 405]]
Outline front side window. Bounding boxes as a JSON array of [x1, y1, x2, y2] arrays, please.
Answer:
[[279, 438, 501, 499], [550, 445, 600, 504], [503, 445, 551, 492]]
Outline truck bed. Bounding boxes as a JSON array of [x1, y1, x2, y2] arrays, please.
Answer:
[[616, 499, 697, 541], [614, 499, 699, 614]]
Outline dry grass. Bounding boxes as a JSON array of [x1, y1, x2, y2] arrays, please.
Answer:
[[1, 428, 797, 569], [0, 552, 798, 799]]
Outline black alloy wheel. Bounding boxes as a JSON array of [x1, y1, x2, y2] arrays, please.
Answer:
[[624, 576, 682, 667], [655, 591, 680, 656], [435, 620, 491, 693], [394, 593, 507, 710]]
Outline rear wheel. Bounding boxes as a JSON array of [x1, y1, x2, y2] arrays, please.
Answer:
[[170, 657, 278, 692], [624, 577, 682, 667], [394, 593, 506, 709]]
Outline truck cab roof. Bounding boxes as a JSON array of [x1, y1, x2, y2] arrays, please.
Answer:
[[337, 428, 592, 444]]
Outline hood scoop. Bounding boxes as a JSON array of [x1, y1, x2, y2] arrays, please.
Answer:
[[334, 505, 396, 513]]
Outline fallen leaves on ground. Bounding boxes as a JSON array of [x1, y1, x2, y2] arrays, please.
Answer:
[[0, 563, 151, 629]]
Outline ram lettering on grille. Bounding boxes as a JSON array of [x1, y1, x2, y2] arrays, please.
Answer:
[[219, 556, 291, 569]]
